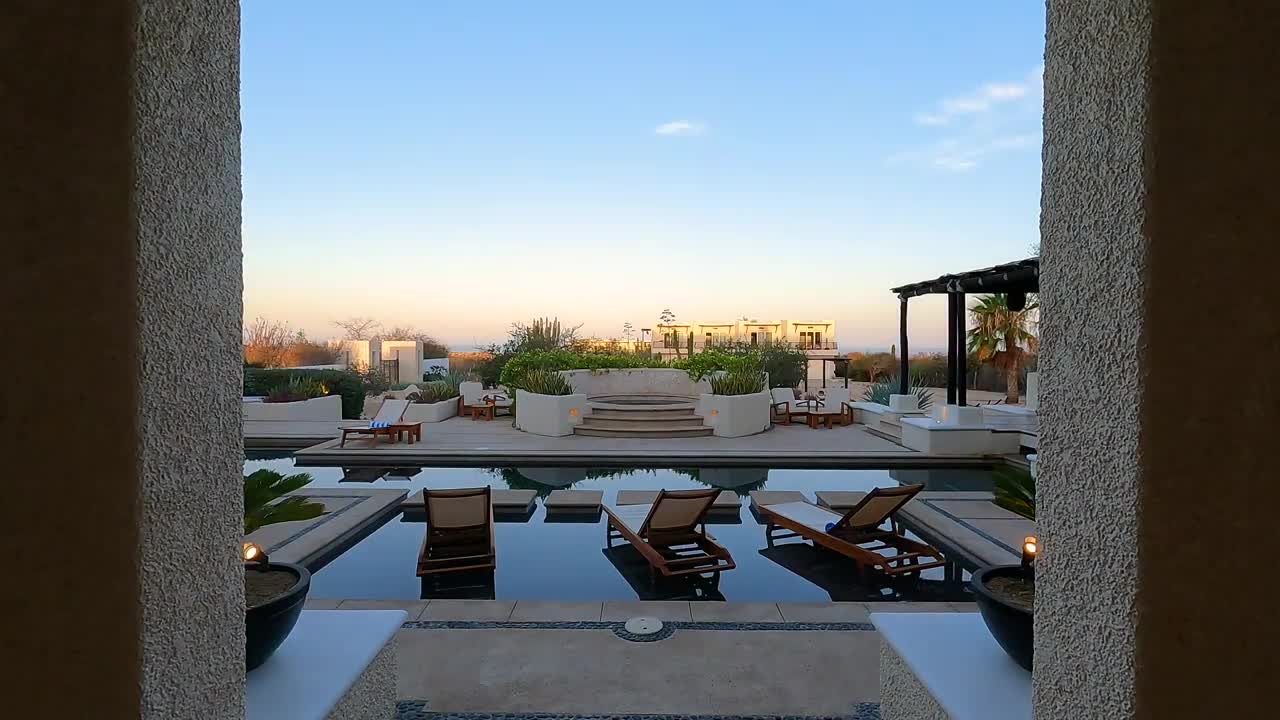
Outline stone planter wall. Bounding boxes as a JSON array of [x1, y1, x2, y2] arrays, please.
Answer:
[[560, 368, 712, 398], [242, 394, 342, 421], [402, 398, 458, 423], [514, 390, 586, 437], [697, 391, 771, 437]]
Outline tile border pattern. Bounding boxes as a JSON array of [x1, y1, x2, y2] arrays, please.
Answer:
[[917, 498, 1018, 555], [400, 619, 876, 639], [264, 494, 371, 554], [395, 705, 883, 720]]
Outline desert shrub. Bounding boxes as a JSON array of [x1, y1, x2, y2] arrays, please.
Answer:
[[861, 375, 934, 411], [349, 361, 392, 396], [280, 340, 341, 367], [671, 349, 758, 381], [244, 369, 366, 419], [758, 346, 807, 389], [512, 368, 574, 395], [264, 376, 327, 403], [498, 349, 662, 388], [709, 370, 766, 395]]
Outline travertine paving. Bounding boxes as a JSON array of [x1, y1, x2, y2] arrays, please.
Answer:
[[305, 600, 975, 717]]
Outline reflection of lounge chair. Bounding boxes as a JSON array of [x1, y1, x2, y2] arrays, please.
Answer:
[[760, 484, 945, 579], [601, 545, 725, 601], [603, 489, 736, 579], [340, 399, 410, 447], [417, 487, 496, 577]]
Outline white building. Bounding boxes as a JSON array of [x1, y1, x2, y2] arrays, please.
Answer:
[[338, 337, 423, 384], [652, 319, 838, 382]]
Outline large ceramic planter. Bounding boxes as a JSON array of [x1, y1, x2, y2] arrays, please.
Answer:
[[242, 394, 342, 421], [403, 398, 458, 423], [697, 391, 770, 437], [514, 390, 586, 436], [560, 368, 713, 398], [245, 562, 311, 671], [970, 565, 1033, 671]]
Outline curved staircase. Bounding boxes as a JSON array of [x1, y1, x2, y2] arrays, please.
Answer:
[[573, 396, 713, 438]]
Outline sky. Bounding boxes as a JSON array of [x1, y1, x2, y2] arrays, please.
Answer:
[[241, 2, 1045, 351]]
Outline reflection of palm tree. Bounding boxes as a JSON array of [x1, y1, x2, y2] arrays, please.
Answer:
[[968, 294, 1039, 404]]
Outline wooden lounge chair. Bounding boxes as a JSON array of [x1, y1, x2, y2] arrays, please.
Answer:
[[339, 398, 410, 447], [770, 388, 796, 424], [760, 484, 945, 579], [417, 487, 496, 577], [603, 489, 736, 579]]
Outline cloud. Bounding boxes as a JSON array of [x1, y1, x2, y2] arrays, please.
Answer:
[[914, 68, 1042, 127], [888, 133, 1039, 173], [654, 120, 707, 136]]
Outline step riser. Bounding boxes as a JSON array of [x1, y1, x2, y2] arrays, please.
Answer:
[[589, 409, 699, 419], [573, 427, 714, 438], [582, 417, 705, 428]]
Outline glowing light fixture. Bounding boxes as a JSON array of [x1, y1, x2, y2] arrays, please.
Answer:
[[709, 409, 720, 416], [1021, 535, 1038, 570], [568, 407, 580, 417], [242, 542, 269, 566]]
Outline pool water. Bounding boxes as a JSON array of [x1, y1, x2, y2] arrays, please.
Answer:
[[244, 453, 993, 603]]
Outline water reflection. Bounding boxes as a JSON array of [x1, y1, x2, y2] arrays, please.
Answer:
[[242, 456, 994, 602]]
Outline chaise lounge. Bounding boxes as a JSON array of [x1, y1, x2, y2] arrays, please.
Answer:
[[759, 484, 945, 579], [417, 487, 496, 577], [339, 398, 411, 447], [603, 488, 736, 579]]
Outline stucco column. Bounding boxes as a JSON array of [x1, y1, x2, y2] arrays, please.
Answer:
[[1038, 1, 1278, 717], [1, 1, 243, 718]]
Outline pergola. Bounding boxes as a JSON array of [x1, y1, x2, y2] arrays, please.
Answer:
[[890, 257, 1039, 406]]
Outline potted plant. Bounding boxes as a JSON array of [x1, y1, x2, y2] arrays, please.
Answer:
[[243, 469, 325, 671], [404, 379, 461, 422], [699, 369, 771, 437], [243, 376, 343, 421], [512, 369, 585, 436]]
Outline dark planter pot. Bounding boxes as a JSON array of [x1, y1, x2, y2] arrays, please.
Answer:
[[245, 562, 311, 672], [970, 565, 1033, 672]]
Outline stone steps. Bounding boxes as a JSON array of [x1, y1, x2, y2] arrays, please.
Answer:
[[588, 407, 698, 420], [575, 396, 713, 438]]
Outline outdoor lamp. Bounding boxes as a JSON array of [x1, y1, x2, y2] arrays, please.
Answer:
[[1021, 535, 1038, 570], [568, 407, 580, 417], [242, 542, 270, 567]]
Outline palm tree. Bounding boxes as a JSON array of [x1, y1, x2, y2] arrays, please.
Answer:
[[967, 294, 1039, 404]]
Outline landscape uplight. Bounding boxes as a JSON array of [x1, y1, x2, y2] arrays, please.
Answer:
[[242, 542, 269, 566], [1021, 535, 1038, 570]]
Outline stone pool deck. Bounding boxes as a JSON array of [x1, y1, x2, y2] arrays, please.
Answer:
[[243, 488, 406, 570], [287, 417, 995, 467], [302, 599, 978, 718]]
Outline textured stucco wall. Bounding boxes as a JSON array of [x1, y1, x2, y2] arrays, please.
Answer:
[[1038, 1, 1279, 717], [1, 1, 244, 717]]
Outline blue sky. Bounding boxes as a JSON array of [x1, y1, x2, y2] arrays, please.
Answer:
[[241, 2, 1045, 350]]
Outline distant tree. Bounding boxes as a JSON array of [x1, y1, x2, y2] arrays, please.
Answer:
[[333, 316, 381, 340], [968, 293, 1040, 403], [243, 317, 291, 368], [658, 308, 683, 358], [384, 325, 449, 358]]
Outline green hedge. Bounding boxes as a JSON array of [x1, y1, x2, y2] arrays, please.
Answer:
[[243, 369, 366, 419], [498, 349, 662, 388]]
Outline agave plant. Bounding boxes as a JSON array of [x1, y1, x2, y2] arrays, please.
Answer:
[[861, 376, 933, 411], [709, 370, 766, 396], [518, 368, 574, 395], [992, 465, 1035, 519], [408, 380, 459, 403], [244, 469, 325, 533]]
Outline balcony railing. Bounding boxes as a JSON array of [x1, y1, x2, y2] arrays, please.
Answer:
[[655, 338, 838, 351]]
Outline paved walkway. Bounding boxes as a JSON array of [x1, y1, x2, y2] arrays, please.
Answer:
[[288, 418, 995, 467], [304, 600, 977, 718]]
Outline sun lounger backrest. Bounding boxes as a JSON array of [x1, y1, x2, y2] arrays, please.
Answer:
[[425, 487, 491, 531], [839, 484, 923, 531], [642, 489, 718, 535], [373, 398, 410, 424], [771, 388, 794, 405]]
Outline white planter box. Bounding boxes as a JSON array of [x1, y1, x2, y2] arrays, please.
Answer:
[[930, 404, 985, 427], [242, 394, 342, 421], [514, 390, 586, 437], [402, 398, 458, 423], [560, 368, 713, 398], [889, 394, 920, 413], [698, 391, 771, 438]]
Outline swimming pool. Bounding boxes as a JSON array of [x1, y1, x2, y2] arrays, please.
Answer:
[[244, 453, 994, 603]]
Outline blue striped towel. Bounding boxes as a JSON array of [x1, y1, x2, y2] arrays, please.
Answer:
[[370, 421, 390, 428]]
